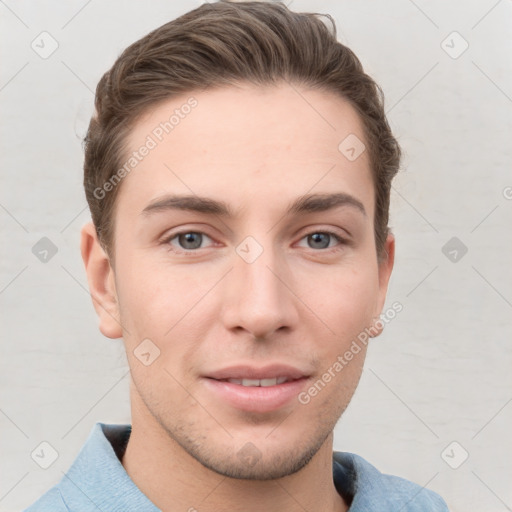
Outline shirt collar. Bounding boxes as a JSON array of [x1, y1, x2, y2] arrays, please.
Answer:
[[333, 451, 447, 511], [58, 423, 444, 512], [59, 423, 160, 512]]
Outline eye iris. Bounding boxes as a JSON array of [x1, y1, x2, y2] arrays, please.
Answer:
[[308, 233, 330, 249], [179, 232, 202, 249]]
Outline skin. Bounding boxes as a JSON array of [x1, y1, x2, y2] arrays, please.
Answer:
[[81, 82, 394, 512]]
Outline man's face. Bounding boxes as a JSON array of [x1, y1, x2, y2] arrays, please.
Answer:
[[98, 83, 393, 479]]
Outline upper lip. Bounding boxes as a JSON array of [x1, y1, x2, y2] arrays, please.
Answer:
[[204, 364, 309, 381]]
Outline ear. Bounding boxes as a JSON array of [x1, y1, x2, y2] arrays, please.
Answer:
[[370, 233, 395, 337], [80, 221, 123, 339]]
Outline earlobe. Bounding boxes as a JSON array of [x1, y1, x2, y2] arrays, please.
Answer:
[[80, 222, 123, 339], [372, 233, 396, 336], [379, 233, 395, 288]]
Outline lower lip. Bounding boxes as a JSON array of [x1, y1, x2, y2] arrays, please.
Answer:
[[202, 377, 309, 413]]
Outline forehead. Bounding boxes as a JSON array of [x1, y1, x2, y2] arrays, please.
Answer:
[[118, 82, 374, 218]]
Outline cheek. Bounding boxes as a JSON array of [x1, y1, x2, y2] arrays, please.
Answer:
[[115, 251, 177, 316], [115, 255, 219, 359], [298, 261, 379, 334], [116, 275, 168, 338]]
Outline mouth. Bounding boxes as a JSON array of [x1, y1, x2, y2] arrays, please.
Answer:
[[218, 376, 293, 386], [202, 364, 311, 413]]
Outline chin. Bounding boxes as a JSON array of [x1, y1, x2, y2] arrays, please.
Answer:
[[174, 425, 333, 481]]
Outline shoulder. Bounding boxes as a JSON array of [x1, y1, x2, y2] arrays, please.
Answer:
[[23, 486, 68, 512], [333, 451, 449, 511]]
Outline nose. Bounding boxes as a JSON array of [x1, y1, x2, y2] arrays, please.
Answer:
[[220, 241, 299, 340]]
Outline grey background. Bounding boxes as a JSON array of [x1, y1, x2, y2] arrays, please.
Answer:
[[1, 1, 511, 510]]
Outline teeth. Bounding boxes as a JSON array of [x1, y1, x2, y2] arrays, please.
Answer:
[[226, 377, 289, 386], [242, 379, 261, 387]]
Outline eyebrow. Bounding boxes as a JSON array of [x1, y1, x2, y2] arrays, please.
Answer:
[[141, 192, 366, 218], [289, 192, 366, 217]]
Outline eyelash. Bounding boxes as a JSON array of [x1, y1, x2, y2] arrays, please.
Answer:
[[161, 230, 348, 255]]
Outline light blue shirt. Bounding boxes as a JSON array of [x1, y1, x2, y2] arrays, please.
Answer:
[[25, 423, 449, 511]]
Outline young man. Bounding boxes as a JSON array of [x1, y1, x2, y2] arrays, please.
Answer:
[[26, 1, 448, 510]]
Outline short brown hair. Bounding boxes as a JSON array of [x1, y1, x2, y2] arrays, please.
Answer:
[[83, 0, 400, 263]]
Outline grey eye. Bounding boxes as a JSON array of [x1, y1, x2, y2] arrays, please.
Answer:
[[307, 233, 332, 249], [177, 232, 203, 249]]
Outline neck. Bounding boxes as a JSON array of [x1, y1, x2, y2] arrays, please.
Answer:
[[122, 393, 347, 512]]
